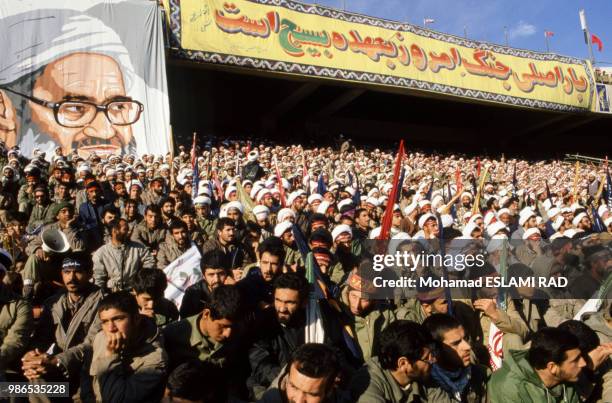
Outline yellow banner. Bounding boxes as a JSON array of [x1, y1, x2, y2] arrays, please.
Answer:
[[172, 0, 594, 111]]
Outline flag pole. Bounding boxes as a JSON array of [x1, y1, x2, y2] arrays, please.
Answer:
[[169, 125, 176, 191], [545, 33, 550, 52], [580, 9, 596, 65]]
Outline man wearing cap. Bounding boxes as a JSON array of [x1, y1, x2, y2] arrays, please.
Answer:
[[0, 248, 33, 380], [22, 255, 104, 394], [399, 285, 449, 325], [92, 218, 156, 292], [1, 165, 20, 197], [27, 185, 56, 233], [26, 201, 85, 257], [340, 268, 396, 362], [252, 205, 272, 238]]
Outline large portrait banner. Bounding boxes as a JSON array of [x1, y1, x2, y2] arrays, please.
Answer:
[[0, 0, 171, 158]]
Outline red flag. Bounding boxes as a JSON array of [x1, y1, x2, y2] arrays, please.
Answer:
[[190, 132, 197, 167], [274, 159, 287, 208], [378, 140, 405, 240], [544, 30, 554, 38], [476, 158, 481, 179], [455, 166, 462, 190], [592, 33, 603, 52]]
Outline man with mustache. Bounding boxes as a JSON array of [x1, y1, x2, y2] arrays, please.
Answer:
[[257, 343, 341, 403], [248, 273, 309, 398], [92, 218, 155, 292], [347, 320, 436, 403], [22, 255, 104, 395], [0, 52, 140, 158], [238, 236, 286, 311], [130, 204, 168, 257], [157, 220, 193, 270], [179, 250, 229, 319]]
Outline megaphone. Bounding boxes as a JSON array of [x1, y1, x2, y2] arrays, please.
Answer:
[[41, 229, 70, 254]]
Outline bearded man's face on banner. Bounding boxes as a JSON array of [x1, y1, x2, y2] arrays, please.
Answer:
[[0, 52, 138, 158], [31, 52, 135, 157]]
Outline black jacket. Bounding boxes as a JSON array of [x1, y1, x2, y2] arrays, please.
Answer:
[[179, 280, 213, 319], [247, 308, 306, 393]]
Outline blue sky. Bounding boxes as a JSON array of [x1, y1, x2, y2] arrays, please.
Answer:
[[311, 0, 612, 65]]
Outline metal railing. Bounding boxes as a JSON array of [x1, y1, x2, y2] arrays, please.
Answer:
[[564, 153, 608, 165]]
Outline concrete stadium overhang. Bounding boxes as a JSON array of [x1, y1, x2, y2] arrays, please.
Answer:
[[166, 57, 611, 159]]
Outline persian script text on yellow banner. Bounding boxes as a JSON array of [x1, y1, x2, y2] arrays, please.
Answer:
[[178, 0, 594, 111]]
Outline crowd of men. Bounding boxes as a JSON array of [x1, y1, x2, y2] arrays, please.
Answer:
[[0, 139, 610, 403]]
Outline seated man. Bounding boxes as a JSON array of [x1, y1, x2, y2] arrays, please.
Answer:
[[22, 255, 104, 393], [346, 320, 435, 403], [258, 343, 340, 403], [21, 229, 71, 305], [422, 313, 488, 402], [87, 291, 168, 402], [26, 201, 85, 256], [157, 220, 193, 270], [248, 273, 309, 398], [131, 269, 179, 327], [0, 249, 33, 380], [340, 268, 396, 362], [237, 236, 286, 311], [130, 204, 168, 256], [399, 285, 449, 324], [162, 360, 228, 403], [163, 285, 245, 372], [92, 218, 155, 292], [201, 217, 255, 273], [179, 250, 228, 319], [488, 327, 585, 403]]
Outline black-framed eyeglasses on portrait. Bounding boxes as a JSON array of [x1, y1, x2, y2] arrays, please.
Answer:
[[0, 87, 144, 128]]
